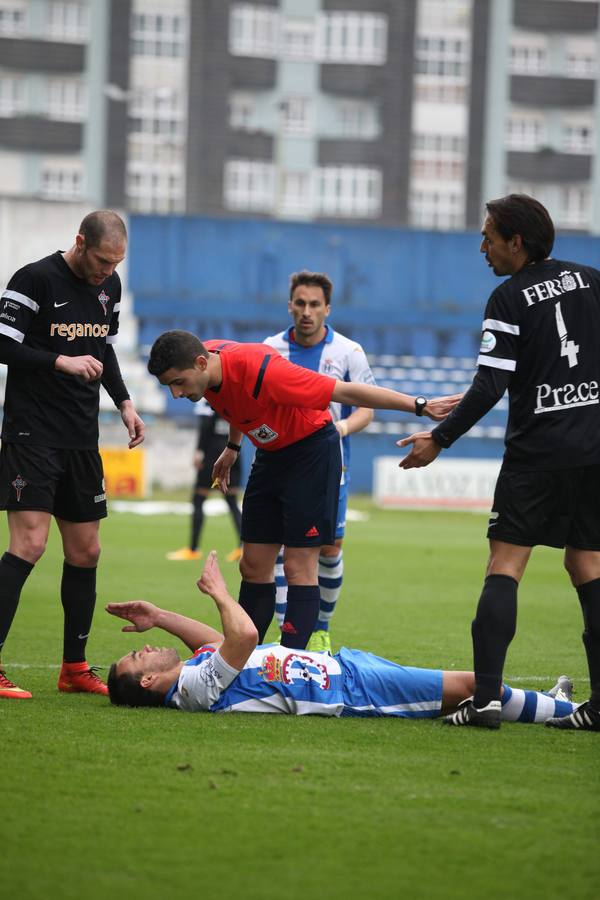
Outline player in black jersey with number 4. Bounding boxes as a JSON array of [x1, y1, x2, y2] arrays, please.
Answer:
[[399, 194, 600, 732], [0, 210, 145, 700]]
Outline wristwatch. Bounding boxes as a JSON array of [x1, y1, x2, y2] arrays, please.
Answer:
[[415, 397, 427, 416]]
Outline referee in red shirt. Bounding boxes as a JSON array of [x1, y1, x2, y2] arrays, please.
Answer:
[[148, 331, 459, 649]]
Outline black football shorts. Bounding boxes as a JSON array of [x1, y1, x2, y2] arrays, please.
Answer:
[[241, 423, 341, 547], [487, 463, 600, 550], [0, 443, 107, 522]]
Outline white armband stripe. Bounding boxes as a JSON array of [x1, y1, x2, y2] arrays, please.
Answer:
[[477, 355, 517, 372], [0, 323, 25, 343], [2, 289, 40, 313], [106, 335, 118, 344], [482, 318, 520, 335], [113, 302, 121, 312]]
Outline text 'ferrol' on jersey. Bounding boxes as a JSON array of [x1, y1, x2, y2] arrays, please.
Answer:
[[476, 258, 600, 471]]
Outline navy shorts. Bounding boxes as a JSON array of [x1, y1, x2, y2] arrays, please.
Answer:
[[241, 423, 341, 547], [0, 443, 107, 522], [487, 463, 600, 550]]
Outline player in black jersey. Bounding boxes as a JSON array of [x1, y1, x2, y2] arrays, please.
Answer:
[[166, 401, 242, 563], [399, 194, 600, 732], [0, 210, 145, 700]]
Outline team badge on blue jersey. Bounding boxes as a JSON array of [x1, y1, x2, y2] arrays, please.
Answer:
[[259, 651, 330, 690]]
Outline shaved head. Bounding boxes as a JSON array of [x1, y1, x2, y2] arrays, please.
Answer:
[[79, 210, 127, 249]]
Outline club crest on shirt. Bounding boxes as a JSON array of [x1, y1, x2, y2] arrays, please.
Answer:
[[248, 423, 278, 444], [98, 290, 109, 316], [259, 652, 329, 690], [11, 474, 27, 502]]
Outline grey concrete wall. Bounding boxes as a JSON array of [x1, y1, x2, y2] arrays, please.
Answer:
[[514, 0, 598, 32], [511, 75, 595, 107], [0, 37, 84, 71]]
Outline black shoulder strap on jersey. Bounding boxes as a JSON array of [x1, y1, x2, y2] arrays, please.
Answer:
[[252, 353, 272, 399]]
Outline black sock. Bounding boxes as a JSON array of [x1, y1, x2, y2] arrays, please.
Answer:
[[0, 552, 34, 659], [472, 574, 518, 708], [576, 578, 600, 710], [224, 493, 242, 541], [61, 562, 97, 663], [190, 494, 205, 552], [281, 585, 320, 650], [238, 581, 276, 643]]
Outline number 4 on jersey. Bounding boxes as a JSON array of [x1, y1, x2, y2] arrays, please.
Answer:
[[555, 301, 579, 368]]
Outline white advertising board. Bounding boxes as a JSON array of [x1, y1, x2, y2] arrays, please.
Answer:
[[373, 457, 502, 511]]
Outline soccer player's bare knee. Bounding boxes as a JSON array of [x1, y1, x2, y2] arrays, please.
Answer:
[[564, 548, 600, 587], [8, 513, 50, 563], [283, 547, 319, 585]]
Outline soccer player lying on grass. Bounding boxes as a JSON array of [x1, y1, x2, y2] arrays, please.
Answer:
[[106, 552, 576, 723]]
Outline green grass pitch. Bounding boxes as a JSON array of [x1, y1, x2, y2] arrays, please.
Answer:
[[1, 500, 598, 900]]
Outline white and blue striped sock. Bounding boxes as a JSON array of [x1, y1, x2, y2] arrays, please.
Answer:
[[317, 551, 343, 632], [501, 685, 576, 722], [274, 552, 287, 630]]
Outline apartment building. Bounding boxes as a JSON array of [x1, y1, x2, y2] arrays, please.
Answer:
[[0, 0, 599, 230]]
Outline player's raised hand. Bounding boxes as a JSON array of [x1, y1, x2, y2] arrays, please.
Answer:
[[424, 393, 463, 421], [197, 550, 229, 600], [397, 431, 442, 469], [55, 354, 103, 382], [105, 600, 160, 632]]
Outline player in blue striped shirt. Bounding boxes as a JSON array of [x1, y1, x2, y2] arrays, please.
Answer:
[[106, 551, 575, 725]]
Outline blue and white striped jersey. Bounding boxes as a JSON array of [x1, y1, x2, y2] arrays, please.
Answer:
[[264, 326, 375, 479], [166, 644, 345, 715], [165, 644, 444, 718]]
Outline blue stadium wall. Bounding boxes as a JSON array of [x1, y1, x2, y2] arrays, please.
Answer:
[[129, 215, 600, 492]]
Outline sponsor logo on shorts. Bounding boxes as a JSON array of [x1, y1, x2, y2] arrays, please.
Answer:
[[11, 474, 27, 502], [50, 322, 110, 342], [305, 525, 320, 538], [54, 301, 70, 308], [94, 493, 106, 503], [248, 423, 278, 444], [479, 331, 496, 353], [535, 380, 599, 415]]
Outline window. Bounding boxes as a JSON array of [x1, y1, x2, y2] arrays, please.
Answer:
[[339, 100, 379, 139], [131, 11, 186, 58], [559, 186, 591, 229], [414, 81, 466, 103], [410, 188, 464, 230], [224, 159, 275, 212], [411, 133, 465, 180], [279, 171, 311, 217], [127, 164, 184, 213], [566, 40, 596, 77], [506, 115, 544, 151], [315, 166, 382, 218], [128, 87, 185, 142], [229, 4, 279, 58], [563, 122, 593, 154], [46, 2, 88, 41], [281, 18, 314, 60], [317, 13, 387, 65], [40, 164, 83, 200], [0, 74, 25, 115], [509, 41, 548, 75], [415, 36, 469, 78], [280, 97, 310, 136], [229, 93, 255, 131], [47, 78, 86, 120], [0, 4, 25, 36]]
